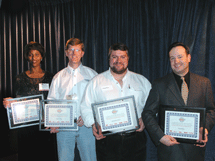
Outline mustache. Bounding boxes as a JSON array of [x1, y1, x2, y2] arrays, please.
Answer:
[[110, 66, 127, 74], [113, 62, 123, 65]]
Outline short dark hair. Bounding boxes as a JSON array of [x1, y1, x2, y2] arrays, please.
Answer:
[[108, 43, 129, 59], [24, 41, 45, 61], [168, 42, 190, 56], [65, 38, 84, 51]]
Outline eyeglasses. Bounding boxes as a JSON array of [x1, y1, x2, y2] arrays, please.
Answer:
[[67, 48, 81, 52]]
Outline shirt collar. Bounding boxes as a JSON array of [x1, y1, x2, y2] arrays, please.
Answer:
[[173, 71, 190, 81], [67, 63, 82, 74], [173, 71, 190, 89], [108, 68, 129, 81]]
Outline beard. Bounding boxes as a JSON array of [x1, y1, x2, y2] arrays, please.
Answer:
[[110, 64, 127, 74]]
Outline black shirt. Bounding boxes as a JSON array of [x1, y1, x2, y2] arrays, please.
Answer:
[[15, 71, 54, 99], [173, 72, 190, 93]]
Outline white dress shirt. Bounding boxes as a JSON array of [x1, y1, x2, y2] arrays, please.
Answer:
[[48, 64, 97, 117], [80, 68, 151, 127]]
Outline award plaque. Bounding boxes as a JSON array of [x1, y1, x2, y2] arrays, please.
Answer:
[[92, 96, 139, 136], [159, 105, 206, 144], [39, 100, 78, 131], [6, 94, 43, 129]]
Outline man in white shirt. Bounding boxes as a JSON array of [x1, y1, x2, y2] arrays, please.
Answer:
[[48, 38, 97, 161], [81, 43, 151, 161]]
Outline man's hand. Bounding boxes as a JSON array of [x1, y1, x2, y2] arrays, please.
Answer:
[[77, 116, 84, 127], [160, 135, 180, 146], [92, 124, 106, 140], [136, 118, 145, 132], [195, 128, 208, 147], [46, 127, 59, 133]]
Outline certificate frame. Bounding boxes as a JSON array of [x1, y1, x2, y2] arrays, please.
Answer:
[[39, 99, 78, 131], [159, 105, 206, 144], [92, 96, 139, 136], [6, 94, 44, 129]]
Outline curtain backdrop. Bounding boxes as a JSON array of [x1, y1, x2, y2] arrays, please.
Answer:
[[1, 0, 215, 160]]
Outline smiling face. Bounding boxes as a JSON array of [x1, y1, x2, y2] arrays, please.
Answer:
[[66, 44, 84, 67], [28, 50, 42, 67], [109, 50, 129, 74], [169, 46, 191, 76]]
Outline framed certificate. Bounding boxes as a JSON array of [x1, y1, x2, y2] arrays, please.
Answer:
[[92, 96, 139, 136], [6, 94, 43, 129], [39, 100, 78, 131], [159, 105, 206, 144]]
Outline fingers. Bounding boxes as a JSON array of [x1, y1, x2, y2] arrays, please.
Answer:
[[204, 129, 209, 143], [195, 129, 208, 147], [3, 97, 13, 108], [195, 138, 207, 147], [50, 127, 59, 133], [136, 128, 143, 132], [96, 135, 106, 140], [92, 127, 101, 139], [160, 135, 180, 146], [195, 142, 206, 147], [92, 124, 106, 140], [136, 118, 145, 132], [92, 124, 99, 137], [169, 137, 178, 142], [168, 137, 179, 146], [77, 116, 84, 127]]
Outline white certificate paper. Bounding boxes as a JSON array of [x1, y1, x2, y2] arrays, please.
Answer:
[[165, 111, 200, 140], [98, 102, 133, 132], [11, 99, 40, 125], [45, 104, 74, 127]]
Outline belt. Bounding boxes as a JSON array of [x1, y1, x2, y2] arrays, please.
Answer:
[[117, 131, 136, 137]]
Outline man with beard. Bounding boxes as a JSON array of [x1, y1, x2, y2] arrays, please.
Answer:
[[80, 43, 151, 161]]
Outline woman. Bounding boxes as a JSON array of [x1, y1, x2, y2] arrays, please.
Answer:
[[3, 41, 57, 161]]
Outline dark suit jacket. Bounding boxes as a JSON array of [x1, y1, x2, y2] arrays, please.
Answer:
[[142, 72, 215, 161]]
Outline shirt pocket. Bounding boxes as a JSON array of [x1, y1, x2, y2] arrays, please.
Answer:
[[80, 79, 90, 98], [128, 86, 144, 106]]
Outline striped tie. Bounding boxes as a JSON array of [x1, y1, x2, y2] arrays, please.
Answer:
[[181, 77, 189, 105]]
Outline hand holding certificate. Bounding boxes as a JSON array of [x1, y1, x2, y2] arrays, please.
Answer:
[[92, 123, 106, 140], [3, 97, 14, 108], [6, 94, 43, 129], [159, 105, 206, 145], [136, 118, 145, 132], [160, 135, 180, 146], [195, 127, 208, 147], [39, 100, 78, 131]]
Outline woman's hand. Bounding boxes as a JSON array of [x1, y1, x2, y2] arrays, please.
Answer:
[[3, 97, 13, 108]]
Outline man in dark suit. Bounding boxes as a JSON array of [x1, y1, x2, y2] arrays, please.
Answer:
[[142, 42, 215, 161]]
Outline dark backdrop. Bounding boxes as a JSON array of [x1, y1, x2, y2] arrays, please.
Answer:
[[1, 0, 215, 160]]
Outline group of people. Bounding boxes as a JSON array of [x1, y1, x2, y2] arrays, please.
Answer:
[[3, 38, 215, 161]]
